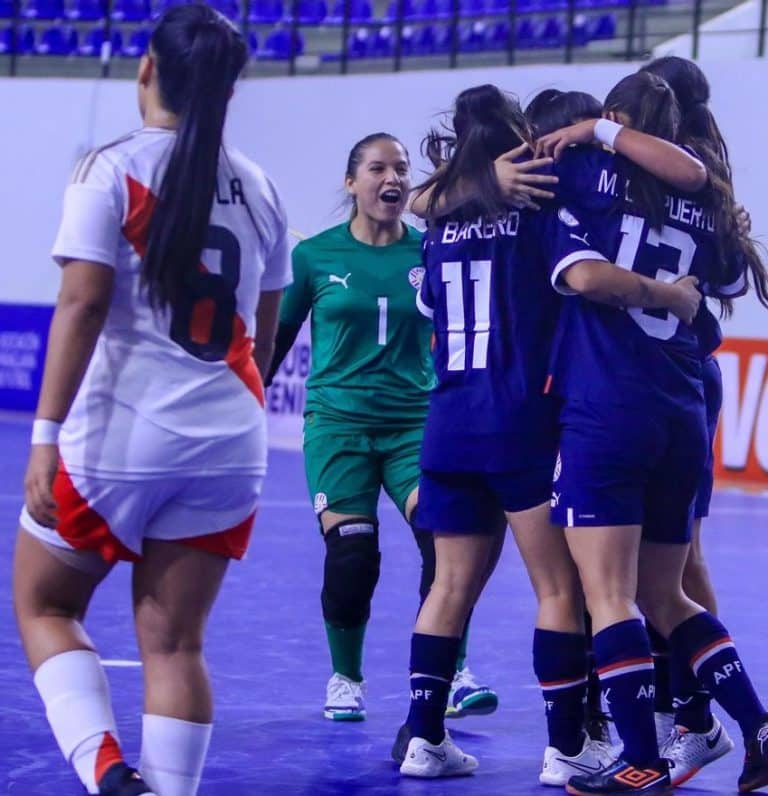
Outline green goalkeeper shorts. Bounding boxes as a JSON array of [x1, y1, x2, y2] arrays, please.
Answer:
[[303, 413, 423, 520]]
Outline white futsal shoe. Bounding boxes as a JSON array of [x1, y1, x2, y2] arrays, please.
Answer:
[[323, 673, 366, 721], [660, 714, 735, 786], [400, 733, 478, 778], [654, 711, 675, 747], [539, 733, 616, 786]]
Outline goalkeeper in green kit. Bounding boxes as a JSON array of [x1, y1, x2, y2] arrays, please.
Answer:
[[266, 133, 499, 722]]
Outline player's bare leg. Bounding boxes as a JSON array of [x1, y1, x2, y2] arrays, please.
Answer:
[[13, 530, 152, 795], [133, 540, 228, 796]]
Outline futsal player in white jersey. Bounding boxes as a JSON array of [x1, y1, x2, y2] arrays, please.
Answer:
[[12, 5, 291, 795]]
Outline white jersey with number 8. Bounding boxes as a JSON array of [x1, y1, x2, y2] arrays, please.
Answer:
[[51, 127, 292, 479]]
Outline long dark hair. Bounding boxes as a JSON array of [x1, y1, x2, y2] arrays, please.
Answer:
[[141, 3, 247, 309], [525, 89, 603, 137], [641, 56, 768, 313], [420, 83, 533, 220], [604, 72, 680, 231], [344, 132, 409, 219]]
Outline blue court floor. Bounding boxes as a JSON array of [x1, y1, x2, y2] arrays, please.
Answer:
[[1, 413, 767, 795]]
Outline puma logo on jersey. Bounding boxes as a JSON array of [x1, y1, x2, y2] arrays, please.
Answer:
[[329, 273, 351, 289], [569, 232, 590, 246]]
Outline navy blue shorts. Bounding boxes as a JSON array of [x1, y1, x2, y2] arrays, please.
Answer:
[[694, 356, 723, 520], [417, 463, 554, 535], [551, 400, 708, 544]]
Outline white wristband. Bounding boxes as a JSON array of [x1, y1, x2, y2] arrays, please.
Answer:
[[594, 118, 624, 150], [31, 419, 62, 445]]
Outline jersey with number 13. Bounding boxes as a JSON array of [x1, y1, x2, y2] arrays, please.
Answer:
[[548, 146, 745, 411], [279, 222, 433, 428]]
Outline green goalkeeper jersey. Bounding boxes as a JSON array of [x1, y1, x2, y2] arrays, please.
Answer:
[[280, 222, 433, 428]]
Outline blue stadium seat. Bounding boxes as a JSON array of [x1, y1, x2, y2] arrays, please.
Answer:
[[22, 0, 64, 19], [327, 0, 372, 22], [459, 19, 485, 49], [292, 0, 327, 24], [488, 0, 508, 13], [386, 0, 418, 21], [537, 14, 563, 46], [65, 0, 104, 19], [0, 0, 15, 16], [248, 0, 282, 22], [0, 25, 11, 51], [399, 22, 415, 51], [260, 25, 303, 58], [78, 24, 122, 55], [123, 25, 149, 54], [372, 24, 393, 55], [111, 0, 149, 20], [247, 28, 257, 51], [588, 11, 615, 38], [570, 11, 588, 44], [346, 26, 369, 56], [150, 0, 186, 19], [35, 24, 77, 53], [515, 16, 534, 46], [208, 0, 241, 19], [417, 0, 450, 19], [487, 18, 508, 49], [459, 0, 485, 16]]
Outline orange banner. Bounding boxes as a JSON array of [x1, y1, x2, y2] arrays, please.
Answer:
[[714, 338, 768, 489]]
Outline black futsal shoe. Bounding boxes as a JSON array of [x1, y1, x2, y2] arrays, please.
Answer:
[[738, 717, 768, 793], [566, 756, 671, 795], [98, 763, 157, 796], [391, 722, 411, 764]]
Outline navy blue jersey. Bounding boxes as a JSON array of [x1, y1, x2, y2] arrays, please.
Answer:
[[546, 146, 744, 410], [417, 208, 587, 471]]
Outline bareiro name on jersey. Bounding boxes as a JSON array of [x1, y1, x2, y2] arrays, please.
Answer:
[[441, 210, 520, 244]]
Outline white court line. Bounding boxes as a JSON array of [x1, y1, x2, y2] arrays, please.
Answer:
[[100, 659, 142, 668]]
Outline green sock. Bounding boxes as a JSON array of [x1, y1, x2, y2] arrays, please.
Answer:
[[456, 621, 470, 672], [325, 622, 366, 682]]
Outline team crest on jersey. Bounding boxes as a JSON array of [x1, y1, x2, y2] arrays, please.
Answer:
[[553, 452, 562, 482], [408, 266, 425, 289], [558, 207, 580, 228], [314, 492, 328, 515]]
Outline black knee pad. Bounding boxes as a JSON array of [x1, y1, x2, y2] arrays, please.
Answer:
[[321, 518, 381, 628], [411, 515, 436, 606]]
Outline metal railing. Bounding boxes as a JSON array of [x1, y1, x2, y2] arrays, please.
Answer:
[[0, 0, 766, 77]]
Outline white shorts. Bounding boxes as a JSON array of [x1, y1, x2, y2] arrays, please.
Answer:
[[20, 470, 262, 562]]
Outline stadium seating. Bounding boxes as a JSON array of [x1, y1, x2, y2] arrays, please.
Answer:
[[78, 23, 122, 54], [257, 25, 303, 57], [64, 0, 105, 20], [123, 24, 149, 53], [327, 0, 372, 22], [111, 0, 149, 20], [21, 0, 64, 20], [34, 23, 77, 53], [248, 0, 283, 22]]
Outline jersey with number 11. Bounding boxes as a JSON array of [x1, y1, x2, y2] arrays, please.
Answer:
[[417, 209, 587, 471]]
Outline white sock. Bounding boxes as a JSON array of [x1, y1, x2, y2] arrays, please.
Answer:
[[33, 650, 121, 794], [139, 714, 212, 796]]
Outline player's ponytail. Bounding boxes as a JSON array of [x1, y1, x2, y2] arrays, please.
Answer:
[[419, 83, 534, 220], [141, 3, 247, 310], [604, 72, 680, 231], [641, 56, 768, 314]]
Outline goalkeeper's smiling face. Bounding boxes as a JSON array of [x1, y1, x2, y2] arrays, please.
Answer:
[[346, 139, 411, 225]]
